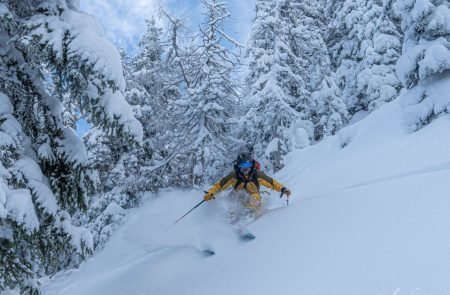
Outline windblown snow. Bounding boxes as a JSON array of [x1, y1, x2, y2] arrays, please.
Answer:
[[43, 93, 450, 295]]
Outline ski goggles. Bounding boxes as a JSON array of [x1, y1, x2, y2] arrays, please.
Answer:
[[238, 161, 253, 169]]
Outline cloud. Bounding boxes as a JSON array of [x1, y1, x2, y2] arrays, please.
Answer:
[[79, 0, 256, 54], [79, 0, 159, 52], [230, 1, 255, 45]]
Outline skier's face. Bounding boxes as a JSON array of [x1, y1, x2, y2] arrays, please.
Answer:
[[238, 161, 252, 175], [240, 167, 251, 175]]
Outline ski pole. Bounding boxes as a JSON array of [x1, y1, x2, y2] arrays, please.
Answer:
[[280, 191, 289, 206], [165, 199, 206, 232]]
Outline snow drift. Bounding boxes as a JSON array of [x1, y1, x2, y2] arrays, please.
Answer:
[[43, 92, 450, 295]]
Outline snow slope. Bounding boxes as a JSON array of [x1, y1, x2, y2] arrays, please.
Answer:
[[43, 96, 450, 295]]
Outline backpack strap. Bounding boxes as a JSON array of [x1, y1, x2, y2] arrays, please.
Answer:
[[251, 170, 260, 189], [234, 168, 259, 190], [234, 170, 243, 190]]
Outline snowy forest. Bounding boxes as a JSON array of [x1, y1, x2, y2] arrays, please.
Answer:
[[1, 0, 450, 294]]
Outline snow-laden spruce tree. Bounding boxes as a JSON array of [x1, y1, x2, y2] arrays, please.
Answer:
[[125, 18, 181, 192], [145, 7, 211, 188], [395, 0, 450, 129], [166, 0, 242, 185], [0, 1, 142, 293], [244, 0, 347, 171], [83, 124, 139, 248], [83, 19, 178, 248], [87, 19, 169, 196], [324, 0, 345, 25], [0, 3, 90, 293], [243, 0, 305, 171], [290, 0, 348, 140], [327, 0, 402, 114]]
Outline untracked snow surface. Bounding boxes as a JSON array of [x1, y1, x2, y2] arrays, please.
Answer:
[[43, 97, 450, 295]]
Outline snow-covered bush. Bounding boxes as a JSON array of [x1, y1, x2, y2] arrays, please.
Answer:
[[395, 0, 450, 130], [87, 191, 127, 248]]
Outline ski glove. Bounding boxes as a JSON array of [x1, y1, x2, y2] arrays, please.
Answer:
[[281, 187, 291, 197], [204, 191, 215, 201]]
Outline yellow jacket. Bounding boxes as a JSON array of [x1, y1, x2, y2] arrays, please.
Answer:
[[205, 170, 286, 208]]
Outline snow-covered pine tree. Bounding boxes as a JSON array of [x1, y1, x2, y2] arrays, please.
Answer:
[[310, 76, 348, 139], [130, 18, 170, 111], [89, 7, 201, 199], [86, 18, 167, 196], [82, 124, 138, 248], [289, 0, 348, 140], [244, 0, 347, 171], [167, 0, 242, 185], [0, 1, 142, 293], [327, 0, 402, 114], [25, 0, 144, 209], [150, 7, 208, 188], [324, 0, 345, 26], [83, 19, 176, 249], [0, 3, 91, 293], [21, 0, 143, 217], [395, 0, 450, 129], [125, 18, 179, 192], [243, 0, 304, 172], [26, 1, 142, 139], [159, 5, 195, 89]]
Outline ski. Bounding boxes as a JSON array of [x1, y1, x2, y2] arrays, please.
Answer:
[[202, 249, 216, 256], [237, 225, 256, 241], [145, 244, 215, 257], [239, 232, 255, 241]]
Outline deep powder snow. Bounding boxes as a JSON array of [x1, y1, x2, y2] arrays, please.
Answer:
[[44, 96, 450, 295]]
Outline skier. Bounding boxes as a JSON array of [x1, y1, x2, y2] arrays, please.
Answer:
[[203, 153, 291, 211]]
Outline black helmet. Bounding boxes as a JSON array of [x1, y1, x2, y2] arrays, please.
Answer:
[[246, 145, 255, 156]]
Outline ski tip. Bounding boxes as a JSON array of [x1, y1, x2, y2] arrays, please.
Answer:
[[240, 233, 256, 241], [203, 249, 215, 256]]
